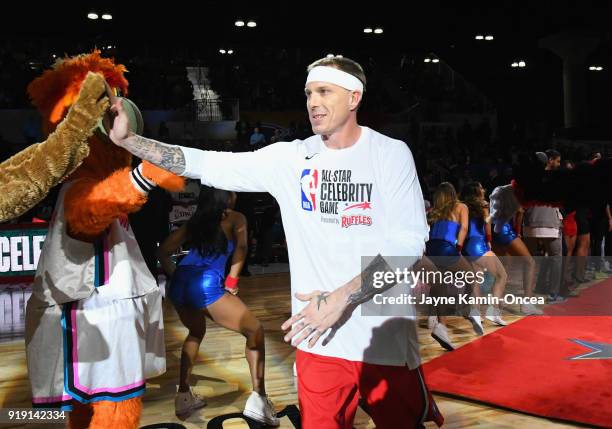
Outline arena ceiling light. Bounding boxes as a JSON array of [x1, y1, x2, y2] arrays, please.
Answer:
[[424, 58, 431, 63], [234, 19, 245, 27], [87, 12, 98, 20], [475, 35, 484, 40], [432, 58, 440, 63], [364, 27, 383, 35], [247, 20, 257, 28], [101, 13, 112, 20], [589, 65, 604, 71], [485, 35, 494, 40]]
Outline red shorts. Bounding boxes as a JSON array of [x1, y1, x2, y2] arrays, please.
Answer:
[[563, 211, 577, 237], [296, 350, 444, 429]]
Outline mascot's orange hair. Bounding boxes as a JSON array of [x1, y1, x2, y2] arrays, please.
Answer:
[[28, 51, 183, 242], [28, 50, 128, 133], [28, 51, 183, 429]]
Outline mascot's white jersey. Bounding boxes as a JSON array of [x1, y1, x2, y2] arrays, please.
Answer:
[[25, 182, 165, 409]]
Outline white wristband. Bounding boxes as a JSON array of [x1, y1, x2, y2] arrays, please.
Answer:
[[131, 163, 155, 194]]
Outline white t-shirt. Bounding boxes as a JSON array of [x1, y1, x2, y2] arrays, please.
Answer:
[[182, 126, 428, 368], [523, 227, 560, 238]]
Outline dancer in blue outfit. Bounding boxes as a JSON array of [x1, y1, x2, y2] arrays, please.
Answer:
[[461, 182, 508, 326], [158, 186, 278, 426], [426, 182, 483, 348], [491, 207, 542, 315]]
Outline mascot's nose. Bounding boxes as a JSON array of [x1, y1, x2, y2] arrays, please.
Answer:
[[96, 97, 144, 138]]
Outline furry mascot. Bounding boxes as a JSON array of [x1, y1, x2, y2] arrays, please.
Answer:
[[0, 72, 107, 222], [24, 51, 184, 429]]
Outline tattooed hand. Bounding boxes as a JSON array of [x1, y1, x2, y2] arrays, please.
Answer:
[[279, 255, 411, 348], [281, 288, 356, 348]]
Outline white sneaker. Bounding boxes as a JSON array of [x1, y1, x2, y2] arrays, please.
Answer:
[[175, 387, 207, 418], [464, 311, 484, 336], [485, 305, 508, 326], [431, 323, 455, 351], [520, 302, 544, 315], [243, 392, 279, 426], [469, 315, 485, 335], [427, 316, 438, 330]]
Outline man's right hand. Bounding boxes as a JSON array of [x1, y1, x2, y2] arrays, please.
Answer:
[[102, 88, 187, 175], [108, 98, 130, 146]]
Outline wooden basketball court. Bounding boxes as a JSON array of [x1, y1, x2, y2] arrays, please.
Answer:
[[0, 273, 583, 428]]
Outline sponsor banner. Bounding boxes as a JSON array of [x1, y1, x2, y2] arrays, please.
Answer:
[[0, 223, 47, 283]]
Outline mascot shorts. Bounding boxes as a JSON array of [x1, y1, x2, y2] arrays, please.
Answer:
[[25, 288, 165, 410]]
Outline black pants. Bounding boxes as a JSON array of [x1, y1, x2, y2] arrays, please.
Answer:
[[590, 213, 608, 269]]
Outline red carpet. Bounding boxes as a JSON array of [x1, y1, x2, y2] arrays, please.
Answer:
[[423, 279, 612, 428], [544, 277, 612, 316]]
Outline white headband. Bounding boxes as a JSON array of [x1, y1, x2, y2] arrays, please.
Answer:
[[306, 66, 364, 93]]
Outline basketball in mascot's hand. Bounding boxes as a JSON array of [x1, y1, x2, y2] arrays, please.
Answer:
[[96, 97, 144, 137]]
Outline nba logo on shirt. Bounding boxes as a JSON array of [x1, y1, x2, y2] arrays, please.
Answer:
[[300, 169, 318, 212]]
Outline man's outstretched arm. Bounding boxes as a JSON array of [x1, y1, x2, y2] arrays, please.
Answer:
[[115, 132, 186, 175], [108, 97, 288, 195], [108, 98, 185, 174]]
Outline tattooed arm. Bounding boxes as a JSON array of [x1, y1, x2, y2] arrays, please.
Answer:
[[108, 98, 186, 174], [108, 97, 286, 194], [115, 133, 186, 175], [345, 254, 398, 304]]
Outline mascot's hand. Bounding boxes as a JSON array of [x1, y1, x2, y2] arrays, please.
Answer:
[[62, 72, 109, 136], [0, 72, 108, 222], [142, 161, 185, 192]]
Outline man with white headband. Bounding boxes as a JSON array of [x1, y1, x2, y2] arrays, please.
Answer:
[[109, 56, 443, 428]]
